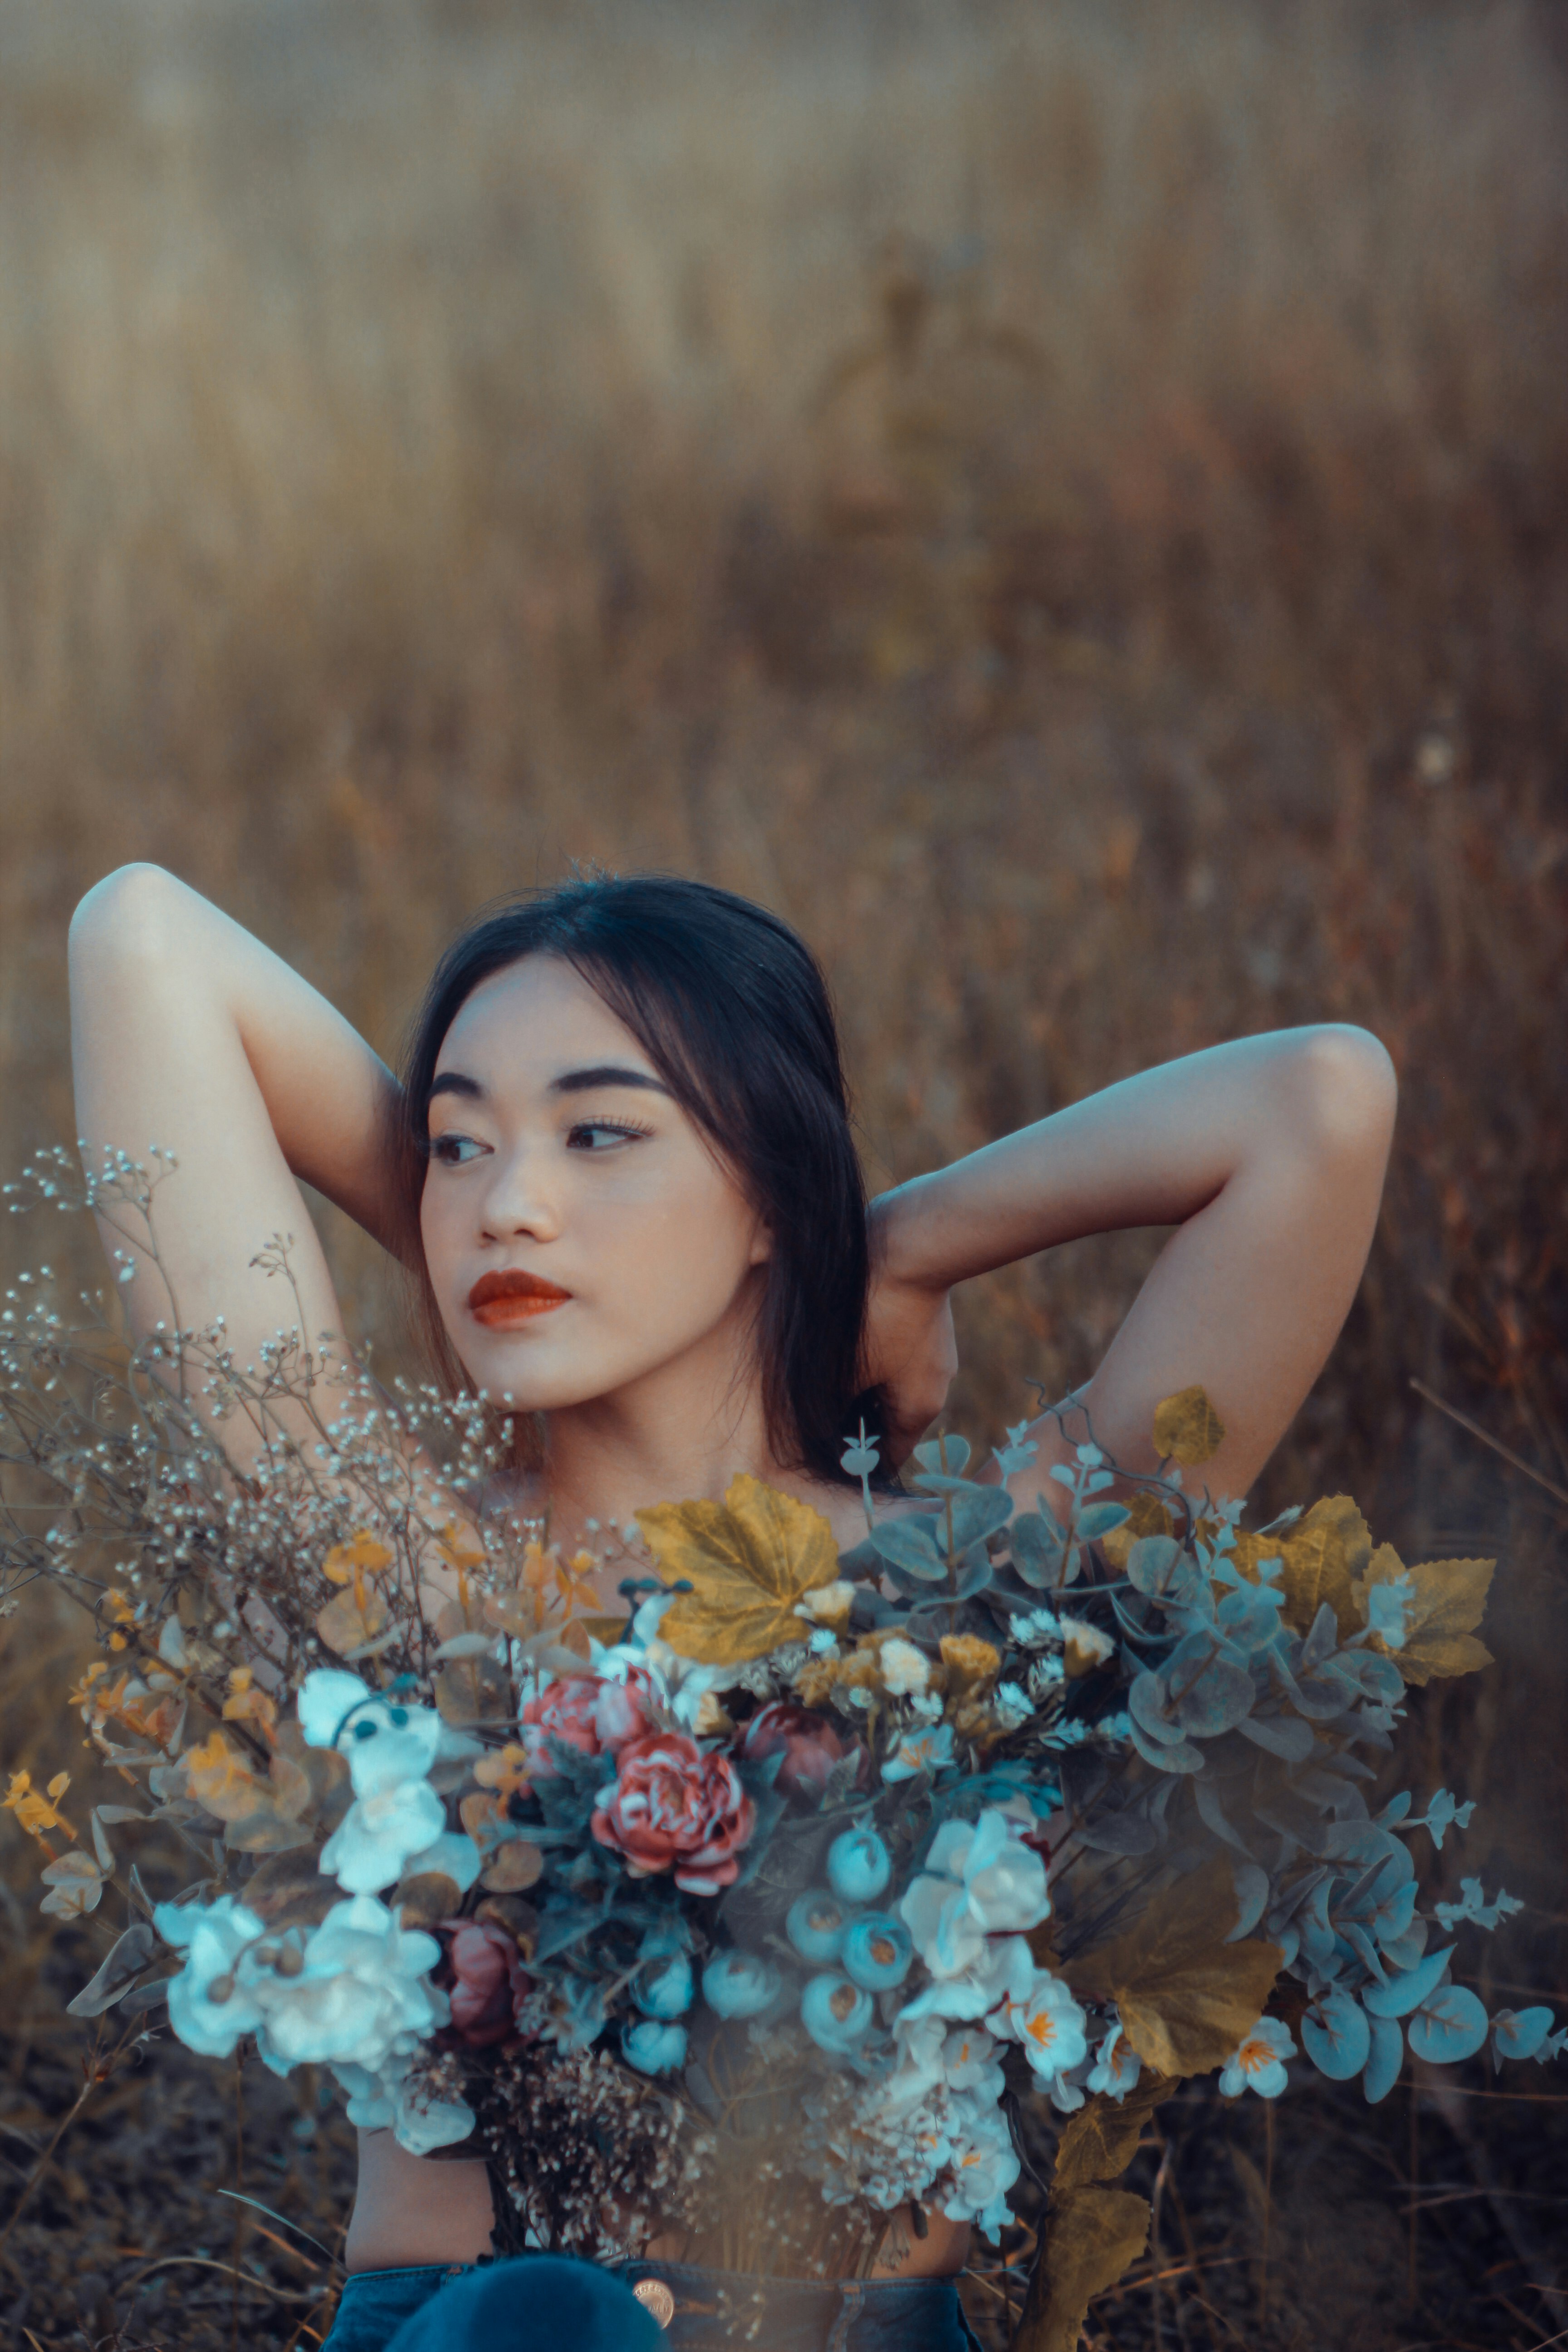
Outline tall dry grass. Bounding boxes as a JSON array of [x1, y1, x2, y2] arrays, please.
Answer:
[[1, 1, 1566, 2341]]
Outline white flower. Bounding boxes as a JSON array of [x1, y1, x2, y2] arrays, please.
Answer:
[[908, 1691, 944, 1723], [298, 1670, 480, 1784], [157, 1886, 450, 2085], [800, 1581, 855, 1626], [941, 2024, 1005, 2098], [320, 1774, 447, 1895], [1057, 1616, 1114, 1670], [878, 1638, 930, 1696], [939, 2096, 1021, 2239], [1218, 2015, 1295, 2099], [250, 1894, 448, 2078], [990, 1965, 1090, 2082], [155, 1894, 270, 2057], [900, 1808, 1050, 1991], [1086, 2021, 1142, 2101], [898, 1931, 1034, 2024], [992, 1682, 1032, 1730], [1028, 1655, 1066, 1699], [1013, 1608, 1063, 1647], [331, 2053, 476, 2154]]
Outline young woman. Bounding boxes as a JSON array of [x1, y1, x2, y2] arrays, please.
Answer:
[[69, 863, 1396, 2349]]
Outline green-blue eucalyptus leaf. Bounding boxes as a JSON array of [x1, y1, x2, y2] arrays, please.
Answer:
[[1302, 1986, 1371, 2079], [1363, 1945, 1452, 2018], [1363, 2012, 1405, 2103], [1408, 1984, 1489, 2065]]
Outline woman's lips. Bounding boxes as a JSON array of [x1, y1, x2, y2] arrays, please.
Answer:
[[467, 1269, 573, 1328]]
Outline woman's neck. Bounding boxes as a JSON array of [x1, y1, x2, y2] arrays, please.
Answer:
[[515, 1328, 795, 1555]]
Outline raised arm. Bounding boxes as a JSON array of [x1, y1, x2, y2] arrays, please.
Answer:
[[69, 862, 407, 1444], [868, 1026, 1396, 1499]]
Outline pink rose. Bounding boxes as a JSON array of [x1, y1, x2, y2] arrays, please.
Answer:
[[440, 1920, 529, 2050], [591, 1729, 756, 1895], [743, 1701, 857, 1801], [520, 1668, 656, 1778]]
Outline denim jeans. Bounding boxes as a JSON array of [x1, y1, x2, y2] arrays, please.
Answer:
[[324, 2254, 984, 2352]]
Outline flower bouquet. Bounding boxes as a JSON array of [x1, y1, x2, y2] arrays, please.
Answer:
[[2, 1152, 1561, 2348]]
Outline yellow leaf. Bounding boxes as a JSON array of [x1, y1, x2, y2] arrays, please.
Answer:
[[1232, 1493, 1370, 1641], [391, 1870, 462, 1929], [481, 1840, 545, 1893], [1353, 1549, 1495, 1686], [1015, 2187, 1151, 2352], [639, 1475, 839, 1665], [1100, 1492, 1174, 1571], [322, 1531, 395, 1585], [1152, 1387, 1226, 1467], [436, 1521, 487, 1573], [185, 1732, 272, 1823], [1051, 2075, 1172, 2194], [222, 1685, 279, 1730], [315, 1583, 390, 1655], [1068, 1860, 1282, 2078], [435, 1654, 510, 1727]]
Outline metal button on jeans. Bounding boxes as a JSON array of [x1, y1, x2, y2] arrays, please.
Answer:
[[633, 2278, 676, 2329]]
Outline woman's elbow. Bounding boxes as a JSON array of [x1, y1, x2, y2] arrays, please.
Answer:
[[69, 863, 185, 970], [1284, 1024, 1398, 1165]]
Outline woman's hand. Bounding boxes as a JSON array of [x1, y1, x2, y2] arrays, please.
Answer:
[[862, 1204, 957, 1467]]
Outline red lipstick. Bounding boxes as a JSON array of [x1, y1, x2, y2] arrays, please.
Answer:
[[468, 1269, 572, 1328]]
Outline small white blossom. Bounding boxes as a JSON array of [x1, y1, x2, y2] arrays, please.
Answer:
[[878, 1637, 930, 1696], [992, 1681, 1032, 1730]]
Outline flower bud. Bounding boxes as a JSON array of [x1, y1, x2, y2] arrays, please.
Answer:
[[787, 1890, 850, 1963], [207, 1973, 235, 2005], [702, 1948, 783, 2020], [826, 1825, 891, 1905], [622, 2018, 688, 2075], [841, 1911, 913, 1991], [635, 1953, 695, 2020], [800, 1972, 874, 2054]]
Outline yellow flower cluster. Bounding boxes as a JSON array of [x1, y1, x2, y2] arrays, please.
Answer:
[[3, 1767, 76, 1846]]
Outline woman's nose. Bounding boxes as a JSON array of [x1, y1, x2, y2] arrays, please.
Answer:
[[477, 1141, 563, 1244]]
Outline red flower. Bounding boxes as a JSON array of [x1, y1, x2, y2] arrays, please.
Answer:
[[520, 1668, 656, 1778], [743, 1701, 856, 1801], [591, 1729, 756, 1895], [441, 1920, 529, 2050]]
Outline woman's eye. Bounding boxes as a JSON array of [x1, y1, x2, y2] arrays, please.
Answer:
[[428, 1132, 488, 1166], [566, 1121, 651, 1152]]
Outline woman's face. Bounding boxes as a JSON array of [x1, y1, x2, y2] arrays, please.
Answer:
[[419, 956, 770, 1413]]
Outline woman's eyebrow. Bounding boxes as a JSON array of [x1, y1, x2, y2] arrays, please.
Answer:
[[550, 1065, 671, 1097], [427, 1071, 484, 1104]]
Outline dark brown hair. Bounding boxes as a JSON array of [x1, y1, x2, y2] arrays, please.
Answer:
[[393, 872, 885, 1483]]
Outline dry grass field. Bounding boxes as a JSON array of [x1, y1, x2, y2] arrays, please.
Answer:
[[1, 1, 1565, 2345]]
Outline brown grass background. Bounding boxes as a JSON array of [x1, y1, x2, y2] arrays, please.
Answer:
[[1, 1, 1565, 2344]]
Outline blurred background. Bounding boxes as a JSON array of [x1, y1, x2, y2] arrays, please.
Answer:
[[1, 0, 1565, 2344]]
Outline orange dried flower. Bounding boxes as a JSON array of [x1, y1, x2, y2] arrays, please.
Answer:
[[939, 1635, 1002, 1691], [4, 1768, 77, 1844]]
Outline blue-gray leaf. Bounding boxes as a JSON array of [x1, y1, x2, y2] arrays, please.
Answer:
[[1235, 1710, 1316, 1763], [947, 1487, 1015, 1553], [1363, 2013, 1404, 2103], [1010, 1512, 1068, 1589], [1408, 1984, 1489, 2065], [1363, 1945, 1452, 2019], [868, 1517, 947, 1581], [1301, 1986, 1371, 2080]]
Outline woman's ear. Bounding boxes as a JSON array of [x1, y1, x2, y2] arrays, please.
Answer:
[[748, 1219, 774, 1268]]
